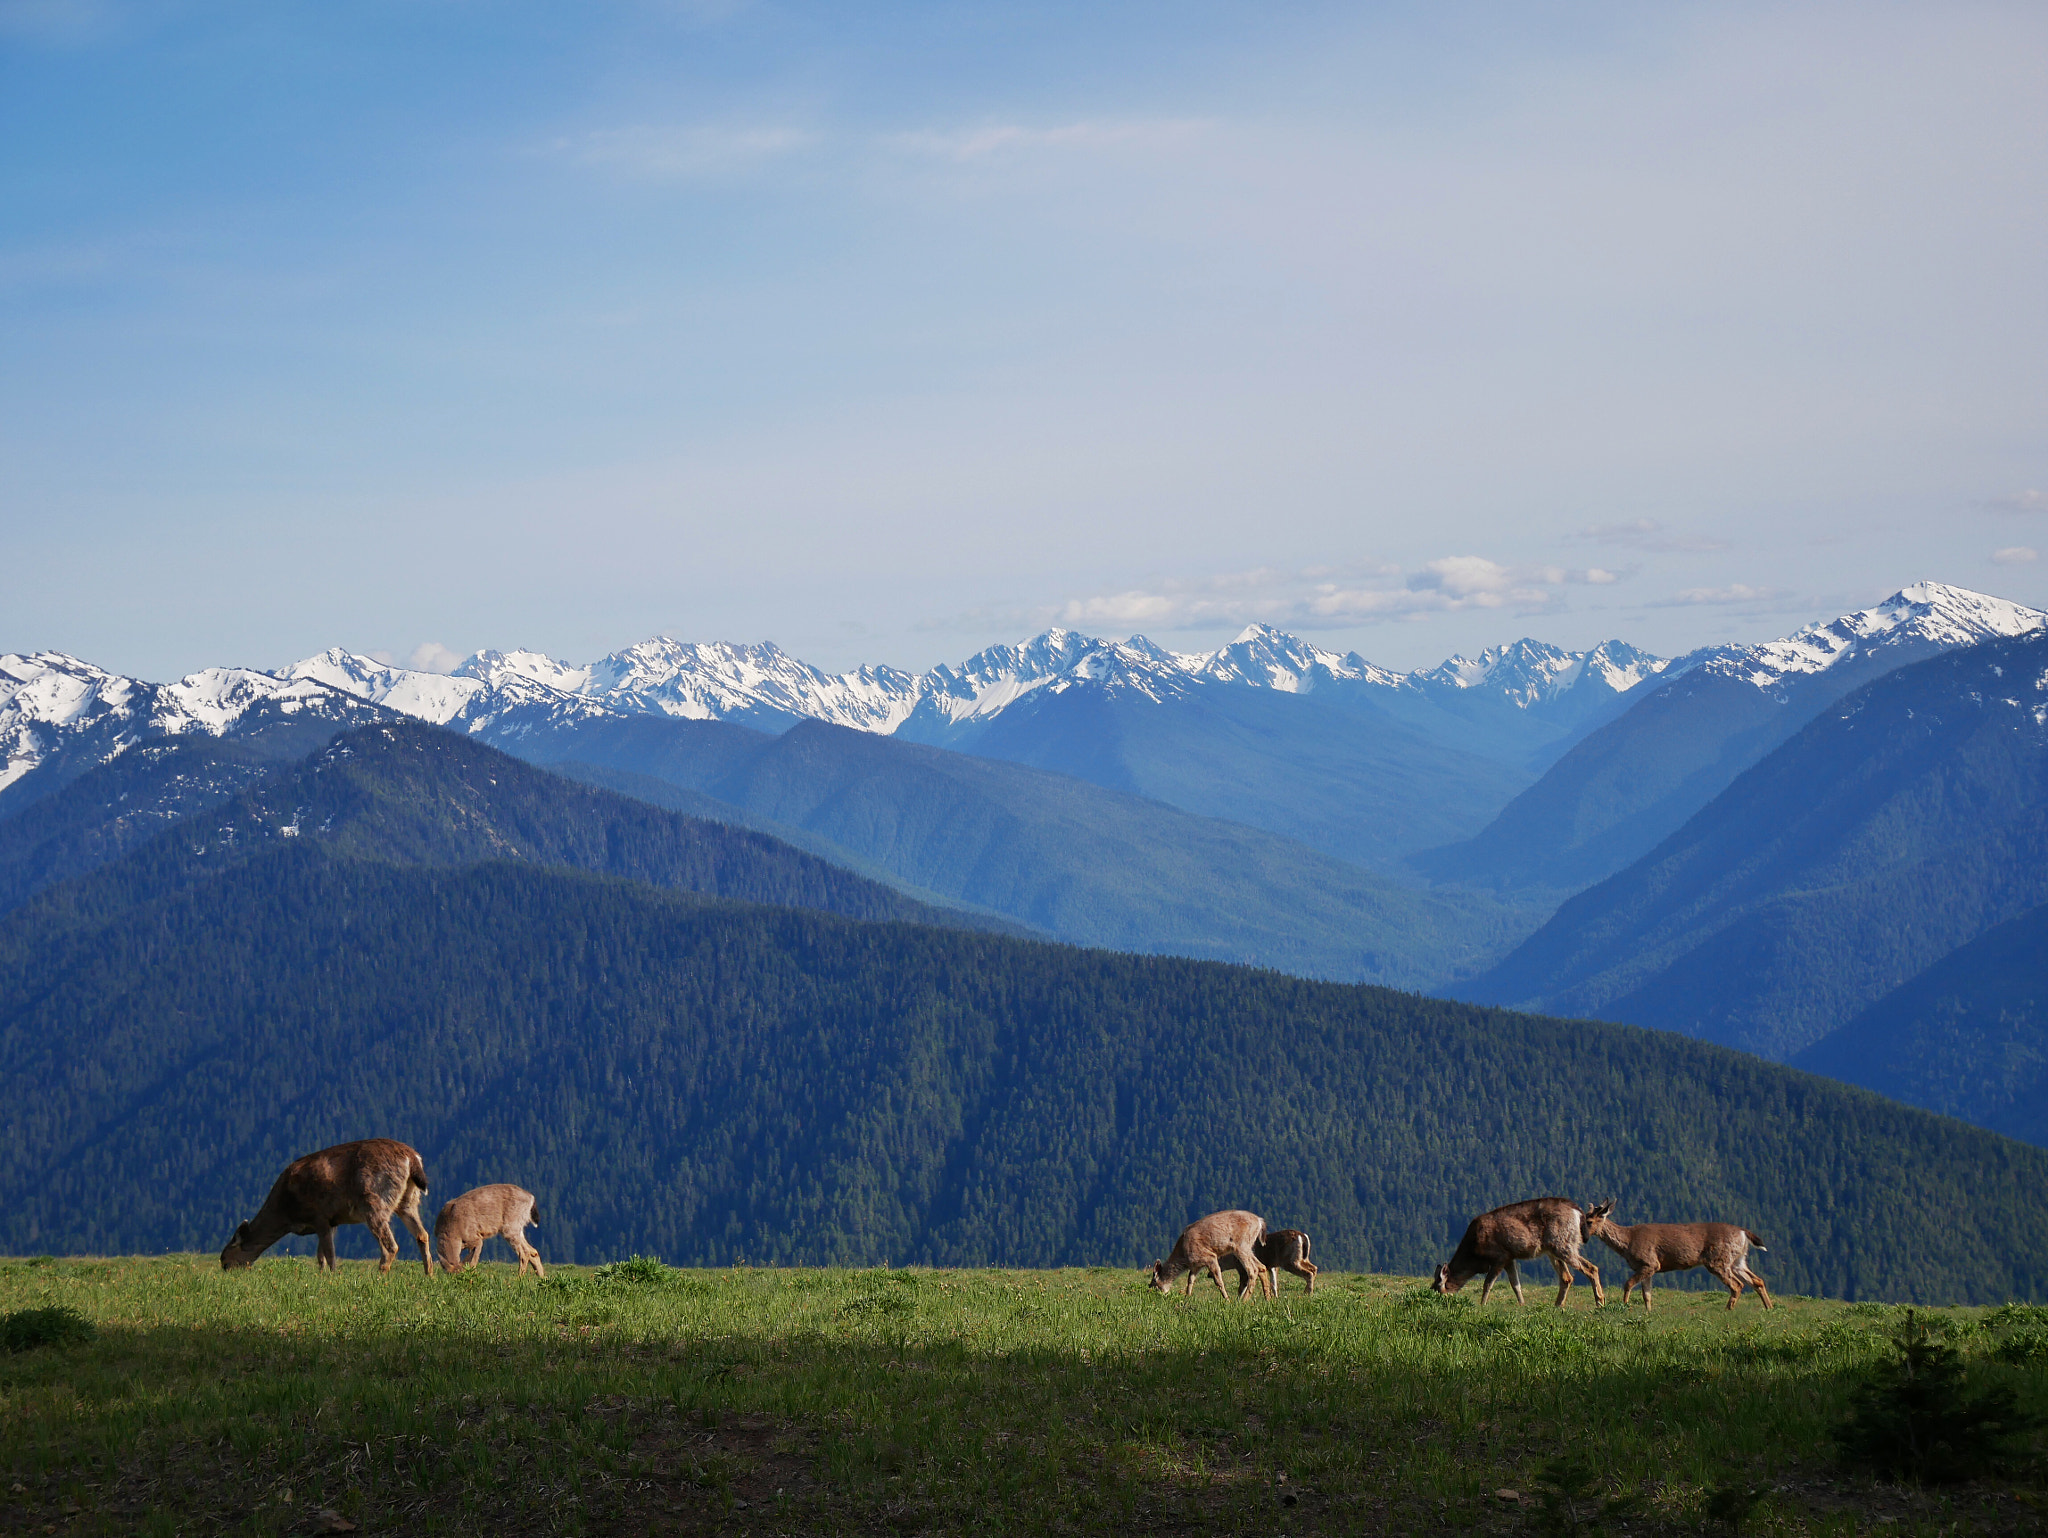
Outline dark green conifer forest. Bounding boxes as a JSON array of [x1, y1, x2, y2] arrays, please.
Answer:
[[4, 821, 2046, 1303]]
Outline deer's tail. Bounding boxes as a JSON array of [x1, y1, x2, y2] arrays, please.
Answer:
[[1745, 1232, 1767, 1251], [410, 1152, 429, 1194]]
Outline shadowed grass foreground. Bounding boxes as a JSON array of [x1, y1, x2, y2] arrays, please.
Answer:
[[3, 1256, 2046, 1535]]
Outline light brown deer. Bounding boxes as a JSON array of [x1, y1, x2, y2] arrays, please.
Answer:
[[1581, 1201, 1771, 1311], [435, 1183, 545, 1277], [1252, 1228, 1318, 1296], [1432, 1196, 1605, 1306], [220, 1138, 434, 1277], [1147, 1210, 1268, 1301]]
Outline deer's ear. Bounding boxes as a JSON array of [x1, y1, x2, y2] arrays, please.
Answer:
[[1588, 1201, 1613, 1219]]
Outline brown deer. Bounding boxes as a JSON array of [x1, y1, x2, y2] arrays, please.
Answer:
[[435, 1184, 545, 1277], [1581, 1201, 1772, 1311], [1432, 1196, 1605, 1306], [220, 1139, 434, 1277], [1147, 1210, 1268, 1301], [1252, 1228, 1318, 1296]]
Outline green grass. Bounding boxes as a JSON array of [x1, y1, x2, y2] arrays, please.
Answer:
[[3, 1257, 2045, 1535]]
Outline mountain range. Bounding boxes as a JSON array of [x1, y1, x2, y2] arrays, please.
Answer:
[[7, 580, 2048, 1152]]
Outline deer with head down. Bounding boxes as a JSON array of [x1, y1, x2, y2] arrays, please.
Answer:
[[435, 1183, 545, 1277], [1147, 1210, 1268, 1301], [1431, 1196, 1604, 1306], [220, 1138, 434, 1277], [1581, 1201, 1771, 1311]]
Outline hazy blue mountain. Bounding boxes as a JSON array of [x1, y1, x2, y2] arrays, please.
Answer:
[[1462, 630, 2048, 1062], [6, 842, 2048, 1302], [1796, 902, 2048, 1147], [500, 712, 1544, 989], [19, 721, 1012, 940], [1418, 583, 2046, 894]]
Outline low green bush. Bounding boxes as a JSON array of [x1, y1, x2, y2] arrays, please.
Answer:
[[1, 1305, 95, 1353]]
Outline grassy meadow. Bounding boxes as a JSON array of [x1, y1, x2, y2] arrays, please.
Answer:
[[4, 1255, 2047, 1536]]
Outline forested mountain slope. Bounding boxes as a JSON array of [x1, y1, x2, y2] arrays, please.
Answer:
[[0, 737, 282, 913], [3, 846, 2045, 1303], [1462, 631, 2048, 1061], [1419, 583, 2045, 894], [1796, 902, 2048, 1147], [501, 713, 1537, 988], [20, 721, 1004, 937]]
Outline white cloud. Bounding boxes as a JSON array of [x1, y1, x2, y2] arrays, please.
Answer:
[[1043, 555, 1620, 634], [407, 640, 464, 674], [557, 125, 814, 180], [1991, 546, 2039, 566]]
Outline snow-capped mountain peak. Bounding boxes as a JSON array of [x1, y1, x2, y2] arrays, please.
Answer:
[[1693, 582, 2048, 691]]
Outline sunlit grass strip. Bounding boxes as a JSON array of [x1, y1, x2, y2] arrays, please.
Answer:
[[1, 1258, 2043, 1535]]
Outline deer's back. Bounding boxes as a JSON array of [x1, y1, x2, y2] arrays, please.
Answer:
[[438, 1183, 536, 1235], [1173, 1210, 1265, 1262], [1633, 1222, 1751, 1268], [273, 1139, 423, 1226], [1469, 1197, 1583, 1260]]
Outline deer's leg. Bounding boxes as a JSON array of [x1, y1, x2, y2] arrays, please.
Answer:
[[1636, 1269, 1655, 1311], [366, 1210, 400, 1275], [1300, 1260, 1317, 1294], [1507, 1258, 1526, 1305], [1744, 1269, 1772, 1310], [1479, 1267, 1499, 1304], [517, 1237, 545, 1279], [316, 1225, 337, 1271], [399, 1206, 434, 1278], [1207, 1259, 1233, 1301], [1549, 1251, 1573, 1308], [1710, 1267, 1744, 1310], [1573, 1253, 1606, 1305]]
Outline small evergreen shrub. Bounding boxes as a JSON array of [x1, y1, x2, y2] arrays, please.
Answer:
[[1834, 1309, 2039, 1483], [592, 1255, 675, 1287], [1, 1306, 95, 1353]]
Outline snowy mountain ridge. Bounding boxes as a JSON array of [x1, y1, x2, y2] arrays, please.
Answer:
[[7, 583, 2038, 798], [1670, 582, 2047, 692]]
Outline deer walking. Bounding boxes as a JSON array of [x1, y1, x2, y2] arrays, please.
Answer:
[[1148, 1210, 1268, 1301], [221, 1138, 434, 1277], [1432, 1196, 1605, 1306], [1581, 1201, 1771, 1311], [435, 1184, 545, 1277]]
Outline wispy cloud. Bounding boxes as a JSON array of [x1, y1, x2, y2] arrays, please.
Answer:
[[1570, 518, 1730, 553], [555, 124, 814, 180], [1651, 583, 1787, 607], [888, 119, 1209, 164], [1980, 489, 2048, 515], [1991, 546, 2039, 566], [1035, 556, 1622, 634]]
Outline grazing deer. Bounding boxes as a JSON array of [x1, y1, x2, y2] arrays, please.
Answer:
[[435, 1184, 545, 1277], [1252, 1229, 1318, 1296], [220, 1139, 434, 1277], [1147, 1210, 1268, 1301], [1581, 1201, 1772, 1312], [1432, 1196, 1605, 1307]]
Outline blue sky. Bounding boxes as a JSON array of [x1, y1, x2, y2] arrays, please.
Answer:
[[4, 0, 2046, 679]]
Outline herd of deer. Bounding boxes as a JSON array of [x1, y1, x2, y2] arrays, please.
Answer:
[[219, 1140, 1771, 1312]]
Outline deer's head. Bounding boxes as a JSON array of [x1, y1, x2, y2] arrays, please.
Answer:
[[1146, 1260, 1174, 1294], [1431, 1262, 1462, 1294], [1581, 1200, 1618, 1242], [219, 1221, 263, 1270]]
